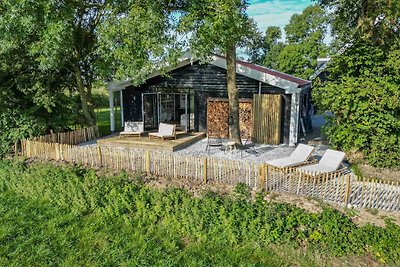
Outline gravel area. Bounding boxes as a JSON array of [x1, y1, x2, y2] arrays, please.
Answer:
[[175, 138, 330, 164], [80, 115, 331, 164], [81, 136, 329, 164]]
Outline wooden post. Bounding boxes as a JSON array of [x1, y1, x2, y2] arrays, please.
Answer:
[[296, 172, 303, 194], [344, 175, 351, 208], [145, 150, 151, 176], [258, 164, 265, 191], [14, 141, 18, 157], [265, 164, 269, 192], [97, 146, 102, 167], [55, 143, 60, 161], [203, 158, 208, 185]]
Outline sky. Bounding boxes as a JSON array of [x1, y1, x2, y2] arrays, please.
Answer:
[[247, 0, 313, 34]]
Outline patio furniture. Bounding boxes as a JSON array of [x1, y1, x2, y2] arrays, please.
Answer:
[[225, 141, 237, 153], [120, 121, 144, 138], [265, 144, 315, 168], [149, 123, 176, 141], [206, 135, 223, 155], [296, 149, 346, 174], [242, 135, 259, 156]]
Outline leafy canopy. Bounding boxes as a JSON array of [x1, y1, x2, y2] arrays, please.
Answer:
[[248, 4, 329, 79], [313, 0, 400, 168]]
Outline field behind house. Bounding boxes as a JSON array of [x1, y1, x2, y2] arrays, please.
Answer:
[[0, 159, 399, 266]]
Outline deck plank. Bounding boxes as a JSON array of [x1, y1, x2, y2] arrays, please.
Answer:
[[97, 132, 206, 152]]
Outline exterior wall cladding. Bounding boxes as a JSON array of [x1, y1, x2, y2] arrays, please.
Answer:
[[122, 62, 292, 144]]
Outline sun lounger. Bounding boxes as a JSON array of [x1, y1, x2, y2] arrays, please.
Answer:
[[120, 121, 144, 138], [296, 149, 346, 174], [149, 123, 176, 140], [265, 144, 315, 168]]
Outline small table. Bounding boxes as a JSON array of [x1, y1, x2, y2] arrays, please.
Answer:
[[225, 141, 237, 153]]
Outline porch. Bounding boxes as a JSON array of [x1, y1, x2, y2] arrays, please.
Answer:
[[97, 131, 205, 152]]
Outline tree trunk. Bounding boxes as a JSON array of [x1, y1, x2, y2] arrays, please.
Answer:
[[226, 42, 242, 144], [75, 68, 96, 126]]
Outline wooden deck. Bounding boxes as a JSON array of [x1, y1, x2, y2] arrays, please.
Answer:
[[97, 132, 206, 152]]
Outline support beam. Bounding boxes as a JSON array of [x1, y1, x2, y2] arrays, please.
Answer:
[[109, 90, 115, 132], [120, 90, 124, 129], [289, 93, 300, 147]]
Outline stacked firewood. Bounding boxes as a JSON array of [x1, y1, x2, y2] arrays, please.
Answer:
[[207, 98, 252, 138]]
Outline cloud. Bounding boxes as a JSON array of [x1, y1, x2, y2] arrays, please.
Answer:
[[247, 0, 312, 32]]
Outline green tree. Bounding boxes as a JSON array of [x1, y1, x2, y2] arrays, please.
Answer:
[[177, 0, 256, 144], [313, 0, 400, 167], [248, 26, 285, 70], [98, 0, 256, 144], [248, 4, 329, 79]]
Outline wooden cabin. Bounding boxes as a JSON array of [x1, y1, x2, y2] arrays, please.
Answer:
[[107, 54, 312, 146]]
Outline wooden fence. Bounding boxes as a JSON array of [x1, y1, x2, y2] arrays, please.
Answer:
[[32, 126, 99, 145], [252, 94, 282, 145], [20, 138, 400, 212]]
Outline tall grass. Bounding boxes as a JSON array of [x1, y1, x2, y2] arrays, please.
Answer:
[[0, 159, 399, 266]]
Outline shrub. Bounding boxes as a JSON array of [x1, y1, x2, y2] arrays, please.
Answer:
[[313, 76, 400, 168]]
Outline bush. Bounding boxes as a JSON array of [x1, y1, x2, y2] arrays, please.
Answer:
[[313, 76, 400, 168], [0, 109, 46, 157]]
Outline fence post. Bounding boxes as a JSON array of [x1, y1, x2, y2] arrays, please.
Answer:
[[265, 164, 269, 191], [97, 146, 102, 167], [344, 174, 351, 208], [258, 164, 265, 191], [203, 158, 208, 185], [296, 172, 303, 194], [14, 141, 19, 157], [146, 150, 151, 175], [55, 143, 60, 161]]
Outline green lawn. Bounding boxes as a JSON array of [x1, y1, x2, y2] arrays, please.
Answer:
[[95, 107, 122, 136], [0, 160, 399, 266]]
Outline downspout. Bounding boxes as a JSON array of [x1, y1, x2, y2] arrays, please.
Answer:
[[108, 90, 115, 132], [120, 90, 124, 129]]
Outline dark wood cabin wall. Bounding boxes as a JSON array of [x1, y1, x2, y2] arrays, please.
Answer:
[[122, 62, 291, 143], [122, 86, 146, 122]]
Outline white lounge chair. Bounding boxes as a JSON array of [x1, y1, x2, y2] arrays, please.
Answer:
[[265, 144, 315, 168], [149, 123, 176, 141], [120, 121, 144, 138], [297, 149, 346, 174]]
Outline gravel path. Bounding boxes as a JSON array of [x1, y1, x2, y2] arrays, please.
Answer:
[[175, 138, 330, 164]]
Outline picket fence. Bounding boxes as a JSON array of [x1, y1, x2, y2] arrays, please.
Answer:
[[19, 128, 400, 212], [32, 126, 99, 145]]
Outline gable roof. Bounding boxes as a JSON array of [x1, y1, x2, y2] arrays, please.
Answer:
[[108, 54, 311, 93]]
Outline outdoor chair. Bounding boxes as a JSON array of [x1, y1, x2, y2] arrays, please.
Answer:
[[265, 144, 315, 168], [120, 121, 144, 138], [296, 149, 346, 175], [205, 135, 223, 155], [149, 123, 176, 141]]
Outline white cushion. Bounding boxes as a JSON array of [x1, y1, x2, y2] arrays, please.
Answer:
[[290, 144, 315, 162], [319, 149, 345, 170], [124, 121, 144, 133], [266, 157, 307, 168], [297, 149, 345, 174], [158, 123, 175, 136], [265, 144, 314, 168]]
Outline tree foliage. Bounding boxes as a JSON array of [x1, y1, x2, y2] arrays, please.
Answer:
[[313, 0, 400, 168], [248, 4, 329, 79], [177, 0, 256, 143]]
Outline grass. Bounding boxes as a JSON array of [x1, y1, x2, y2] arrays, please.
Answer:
[[0, 159, 399, 266], [95, 107, 122, 136]]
